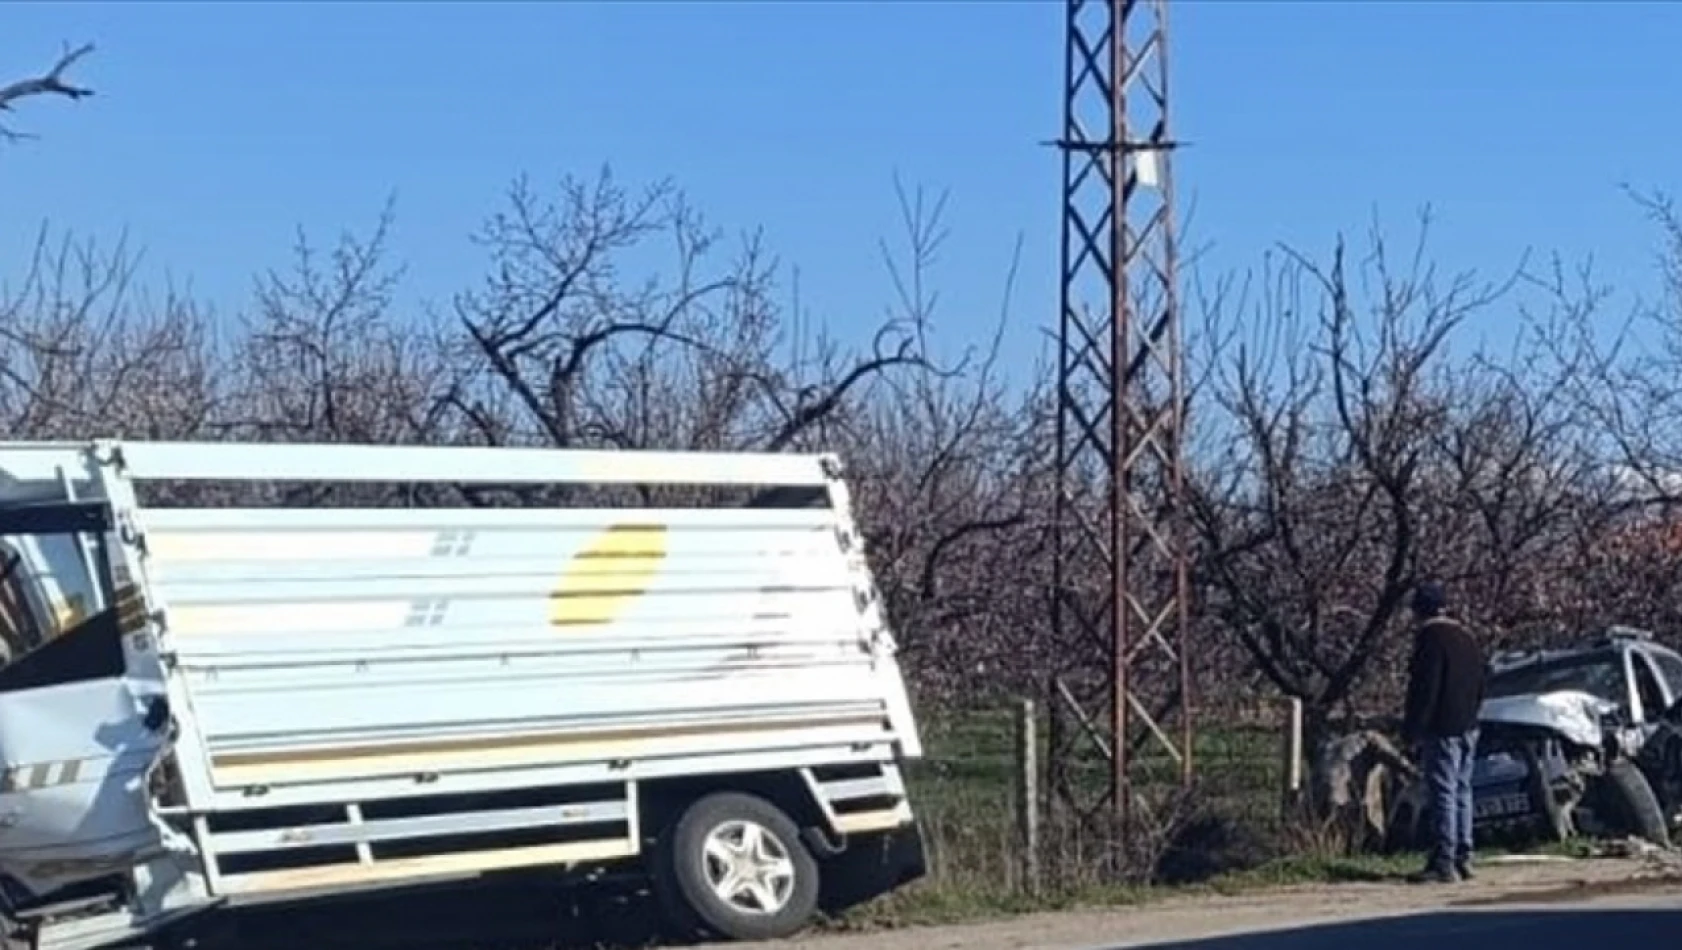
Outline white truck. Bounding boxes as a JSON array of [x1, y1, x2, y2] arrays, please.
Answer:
[[0, 440, 927, 950]]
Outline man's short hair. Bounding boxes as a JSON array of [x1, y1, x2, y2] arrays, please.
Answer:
[[1411, 580, 1448, 617]]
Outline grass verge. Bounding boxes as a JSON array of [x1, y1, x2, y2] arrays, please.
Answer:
[[822, 705, 1612, 933], [826, 840, 1601, 933]]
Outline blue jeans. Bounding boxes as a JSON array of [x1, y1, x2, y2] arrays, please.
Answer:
[[1424, 729, 1479, 870]]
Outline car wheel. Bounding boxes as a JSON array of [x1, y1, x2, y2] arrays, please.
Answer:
[[1594, 759, 1672, 848], [651, 792, 820, 943]]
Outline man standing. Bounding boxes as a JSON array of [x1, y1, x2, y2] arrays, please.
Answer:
[[1400, 580, 1486, 883]]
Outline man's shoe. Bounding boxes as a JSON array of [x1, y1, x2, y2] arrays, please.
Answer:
[[1406, 865, 1459, 884], [1455, 861, 1476, 881]]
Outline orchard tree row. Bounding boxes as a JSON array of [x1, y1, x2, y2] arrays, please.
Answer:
[[7, 44, 1682, 741]]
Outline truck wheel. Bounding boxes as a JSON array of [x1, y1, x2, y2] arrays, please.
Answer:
[[652, 792, 820, 942], [1597, 759, 1672, 848]]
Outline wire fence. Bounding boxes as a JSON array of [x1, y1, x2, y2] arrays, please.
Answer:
[[898, 700, 1298, 903]]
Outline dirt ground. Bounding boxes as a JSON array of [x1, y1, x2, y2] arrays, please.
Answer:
[[750, 855, 1682, 950]]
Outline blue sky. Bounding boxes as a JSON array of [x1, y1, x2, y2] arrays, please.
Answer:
[[3, 0, 1680, 379]]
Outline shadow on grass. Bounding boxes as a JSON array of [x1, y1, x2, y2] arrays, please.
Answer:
[[1305, 861, 1397, 884], [1205, 854, 1410, 890]]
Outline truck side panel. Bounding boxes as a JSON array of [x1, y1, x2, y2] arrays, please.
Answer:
[[136, 505, 913, 808]]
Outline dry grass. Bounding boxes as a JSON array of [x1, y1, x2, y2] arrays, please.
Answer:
[[830, 703, 1608, 930], [835, 705, 1302, 924]]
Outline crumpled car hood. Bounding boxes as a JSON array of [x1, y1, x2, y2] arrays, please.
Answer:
[[1477, 689, 1614, 748]]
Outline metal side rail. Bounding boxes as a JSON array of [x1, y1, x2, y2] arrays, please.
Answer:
[[186, 783, 641, 900]]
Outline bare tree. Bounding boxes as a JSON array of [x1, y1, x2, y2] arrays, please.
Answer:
[[1417, 335, 1605, 648], [447, 167, 946, 463], [1556, 189, 1682, 500], [1186, 217, 1520, 733], [222, 197, 453, 445], [1521, 187, 1682, 640], [0, 43, 95, 141], [828, 187, 1057, 705], [194, 200, 469, 509], [0, 224, 215, 440]]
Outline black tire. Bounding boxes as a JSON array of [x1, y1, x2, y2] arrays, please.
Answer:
[[651, 792, 820, 943], [1597, 758, 1672, 848]]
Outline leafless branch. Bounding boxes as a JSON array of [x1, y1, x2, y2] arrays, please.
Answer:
[[0, 43, 95, 140]]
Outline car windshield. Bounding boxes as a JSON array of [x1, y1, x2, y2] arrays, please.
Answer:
[[1485, 649, 1626, 705]]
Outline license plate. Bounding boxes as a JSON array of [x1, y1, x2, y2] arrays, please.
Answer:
[[1475, 792, 1531, 819]]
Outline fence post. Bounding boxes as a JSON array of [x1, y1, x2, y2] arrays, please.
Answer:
[[1280, 696, 1304, 818], [1015, 697, 1041, 896]]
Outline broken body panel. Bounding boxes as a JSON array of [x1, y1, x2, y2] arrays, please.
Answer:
[[0, 441, 925, 950], [1466, 634, 1682, 841], [1477, 690, 1614, 750]]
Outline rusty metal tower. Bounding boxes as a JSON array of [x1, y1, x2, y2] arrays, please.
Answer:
[[1048, 0, 1193, 853]]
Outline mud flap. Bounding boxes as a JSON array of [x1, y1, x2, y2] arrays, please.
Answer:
[[815, 820, 928, 917]]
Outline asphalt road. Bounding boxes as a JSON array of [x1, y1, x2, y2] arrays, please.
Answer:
[[1101, 895, 1682, 950]]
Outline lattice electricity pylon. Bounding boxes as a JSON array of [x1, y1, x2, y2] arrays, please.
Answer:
[[1047, 0, 1193, 854]]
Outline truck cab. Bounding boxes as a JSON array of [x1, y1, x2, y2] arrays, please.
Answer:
[[0, 532, 103, 665], [0, 496, 187, 950]]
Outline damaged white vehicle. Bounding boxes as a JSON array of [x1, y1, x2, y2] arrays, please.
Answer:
[[1387, 627, 1682, 850], [0, 441, 929, 950]]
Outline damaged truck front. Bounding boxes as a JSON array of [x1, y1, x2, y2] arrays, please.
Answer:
[[0, 455, 190, 950], [0, 440, 929, 950]]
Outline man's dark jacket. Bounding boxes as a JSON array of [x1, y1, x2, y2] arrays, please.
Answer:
[[1402, 616, 1486, 740]]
